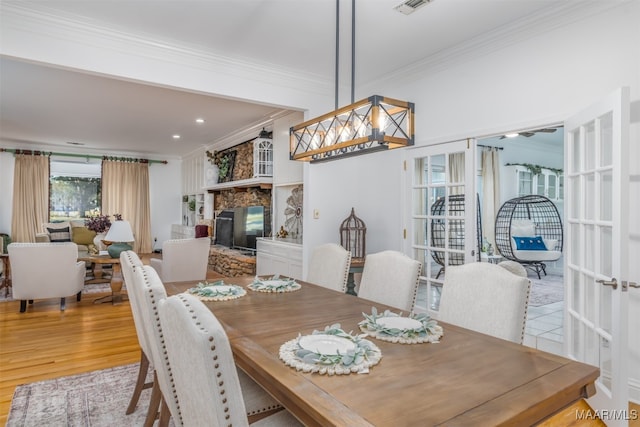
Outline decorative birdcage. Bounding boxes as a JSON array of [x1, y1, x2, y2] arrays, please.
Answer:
[[253, 129, 273, 178], [340, 208, 366, 259]]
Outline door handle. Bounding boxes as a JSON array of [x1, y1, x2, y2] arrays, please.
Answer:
[[596, 278, 617, 290], [622, 281, 639, 292]]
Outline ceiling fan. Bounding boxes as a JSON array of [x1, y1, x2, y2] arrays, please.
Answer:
[[500, 127, 558, 139]]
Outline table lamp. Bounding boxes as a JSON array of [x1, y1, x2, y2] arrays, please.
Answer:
[[104, 220, 135, 259]]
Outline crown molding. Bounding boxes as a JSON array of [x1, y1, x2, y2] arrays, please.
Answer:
[[0, 3, 332, 98], [366, 1, 626, 89]]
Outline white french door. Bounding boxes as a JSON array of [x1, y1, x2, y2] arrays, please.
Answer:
[[403, 139, 476, 316], [564, 87, 630, 425]]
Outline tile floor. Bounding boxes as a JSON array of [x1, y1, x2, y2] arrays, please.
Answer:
[[524, 300, 564, 356]]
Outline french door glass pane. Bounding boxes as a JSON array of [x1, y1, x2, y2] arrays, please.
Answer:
[[570, 129, 581, 173], [585, 121, 596, 171], [601, 171, 613, 221], [600, 112, 613, 167]]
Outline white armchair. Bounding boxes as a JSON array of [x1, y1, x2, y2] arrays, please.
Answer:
[[150, 238, 210, 282], [8, 242, 85, 312]]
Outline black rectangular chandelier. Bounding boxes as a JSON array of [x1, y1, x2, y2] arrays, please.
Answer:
[[289, 95, 414, 163]]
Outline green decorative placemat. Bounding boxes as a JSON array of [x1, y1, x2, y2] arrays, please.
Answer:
[[187, 280, 246, 301], [359, 307, 443, 344]]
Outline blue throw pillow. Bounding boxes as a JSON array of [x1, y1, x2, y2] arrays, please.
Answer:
[[513, 236, 547, 251]]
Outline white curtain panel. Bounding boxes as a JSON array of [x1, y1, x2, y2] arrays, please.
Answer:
[[481, 148, 501, 247]]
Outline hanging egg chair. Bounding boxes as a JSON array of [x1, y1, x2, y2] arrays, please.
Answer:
[[430, 194, 482, 279], [494, 195, 563, 279]]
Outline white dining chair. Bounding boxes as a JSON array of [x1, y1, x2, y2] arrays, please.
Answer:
[[119, 251, 153, 416], [438, 262, 531, 344], [129, 264, 182, 427], [497, 260, 528, 278], [149, 237, 210, 282], [133, 265, 284, 426], [358, 250, 422, 312], [305, 243, 351, 292], [159, 292, 302, 426]]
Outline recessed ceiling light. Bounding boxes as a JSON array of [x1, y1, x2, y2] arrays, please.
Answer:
[[195, 118, 205, 124], [504, 133, 519, 138], [172, 134, 181, 140]]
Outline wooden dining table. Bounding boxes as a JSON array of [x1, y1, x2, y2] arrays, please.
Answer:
[[165, 276, 599, 427]]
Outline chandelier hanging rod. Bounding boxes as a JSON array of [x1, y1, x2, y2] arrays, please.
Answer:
[[289, 0, 415, 163]]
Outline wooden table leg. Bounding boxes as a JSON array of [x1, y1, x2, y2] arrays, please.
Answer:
[[85, 262, 112, 285], [93, 263, 128, 305]]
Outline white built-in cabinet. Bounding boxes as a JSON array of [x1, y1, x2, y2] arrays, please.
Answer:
[[256, 112, 304, 273], [506, 165, 563, 201], [173, 149, 212, 238], [256, 238, 303, 279]]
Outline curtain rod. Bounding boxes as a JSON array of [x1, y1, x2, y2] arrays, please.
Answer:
[[0, 148, 168, 164], [477, 144, 504, 150]]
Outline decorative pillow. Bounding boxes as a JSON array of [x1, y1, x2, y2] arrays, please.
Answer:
[[512, 236, 547, 251], [511, 219, 536, 237], [72, 226, 96, 245], [542, 238, 559, 251], [47, 226, 72, 242]]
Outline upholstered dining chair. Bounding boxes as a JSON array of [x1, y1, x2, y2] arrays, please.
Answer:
[[438, 262, 531, 344], [497, 260, 528, 278], [119, 251, 152, 416], [305, 243, 351, 292], [159, 292, 302, 426], [132, 265, 283, 427], [8, 242, 85, 312], [149, 237, 210, 282], [358, 250, 422, 312]]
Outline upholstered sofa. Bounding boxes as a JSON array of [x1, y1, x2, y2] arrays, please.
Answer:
[[36, 220, 96, 254]]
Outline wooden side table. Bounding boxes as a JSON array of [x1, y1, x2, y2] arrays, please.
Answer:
[[346, 257, 365, 296], [78, 255, 126, 305], [0, 254, 11, 298]]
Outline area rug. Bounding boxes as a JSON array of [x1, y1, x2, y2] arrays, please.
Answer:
[[528, 273, 564, 307], [6, 363, 166, 427], [0, 283, 120, 303]]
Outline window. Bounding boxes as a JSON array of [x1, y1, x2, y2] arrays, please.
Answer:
[[49, 159, 101, 221]]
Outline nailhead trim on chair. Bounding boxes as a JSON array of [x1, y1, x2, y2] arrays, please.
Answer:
[[141, 270, 183, 425], [177, 293, 232, 420]]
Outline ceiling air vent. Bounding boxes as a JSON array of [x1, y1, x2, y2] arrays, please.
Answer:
[[394, 0, 433, 15]]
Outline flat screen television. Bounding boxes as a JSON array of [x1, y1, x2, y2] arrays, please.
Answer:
[[231, 206, 270, 251]]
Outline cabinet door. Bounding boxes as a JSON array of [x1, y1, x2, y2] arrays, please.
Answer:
[[547, 174, 557, 199], [536, 173, 546, 196], [517, 170, 533, 196], [256, 252, 288, 276]]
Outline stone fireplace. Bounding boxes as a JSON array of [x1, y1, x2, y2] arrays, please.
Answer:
[[207, 139, 272, 276]]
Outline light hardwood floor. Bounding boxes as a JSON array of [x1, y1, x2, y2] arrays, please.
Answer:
[[0, 264, 637, 426]]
